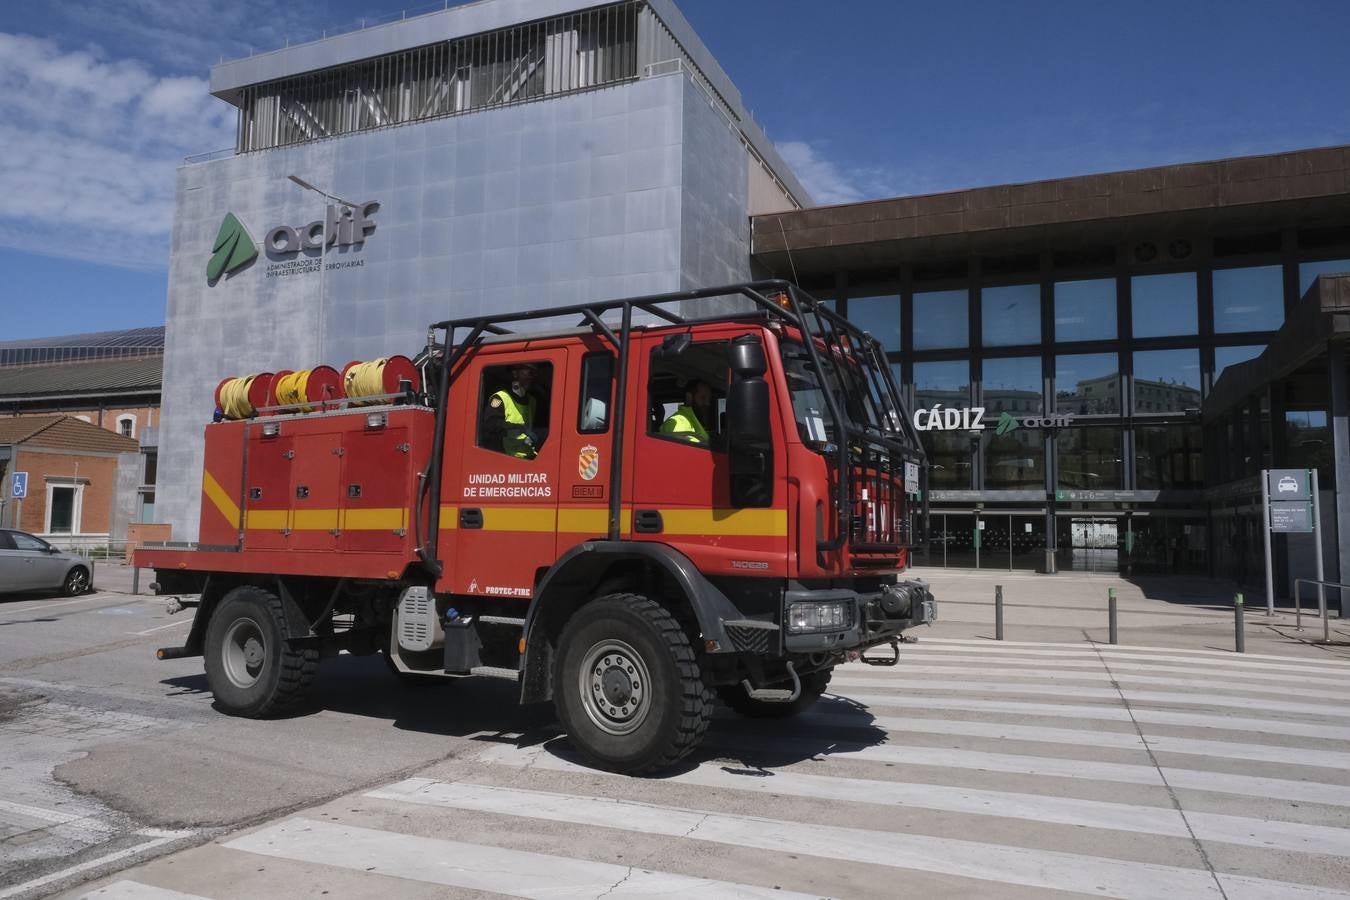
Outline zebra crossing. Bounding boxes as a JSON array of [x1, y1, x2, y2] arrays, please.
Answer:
[[73, 637, 1350, 899]]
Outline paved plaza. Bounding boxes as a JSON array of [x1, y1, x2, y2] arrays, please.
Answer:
[[0, 567, 1346, 898]]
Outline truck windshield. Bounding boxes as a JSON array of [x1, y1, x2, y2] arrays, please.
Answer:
[[780, 338, 898, 448]]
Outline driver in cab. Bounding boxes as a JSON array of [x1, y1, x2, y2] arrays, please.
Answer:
[[483, 363, 543, 459]]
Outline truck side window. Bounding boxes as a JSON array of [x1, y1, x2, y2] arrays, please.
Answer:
[[476, 361, 553, 460], [647, 339, 728, 449], [578, 352, 613, 434]]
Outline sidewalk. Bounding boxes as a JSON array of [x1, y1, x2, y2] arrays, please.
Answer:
[[910, 566, 1350, 661]]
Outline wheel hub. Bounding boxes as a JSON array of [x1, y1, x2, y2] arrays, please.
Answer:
[[578, 640, 650, 736], [222, 617, 268, 689]]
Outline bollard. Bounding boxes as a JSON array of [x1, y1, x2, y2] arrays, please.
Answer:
[[995, 585, 1004, 641], [132, 567, 140, 595], [1108, 587, 1118, 645], [1234, 593, 1245, 654]]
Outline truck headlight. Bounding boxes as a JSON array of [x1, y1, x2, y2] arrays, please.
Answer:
[[787, 601, 854, 633]]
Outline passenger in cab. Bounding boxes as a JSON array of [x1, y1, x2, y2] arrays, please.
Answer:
[[661, 378, 713, 445]]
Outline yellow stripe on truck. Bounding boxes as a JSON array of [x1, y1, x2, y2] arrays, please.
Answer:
[[202, 471, 240, 529], [344, 508, 407, 531], [659, 508, 788, 537], [244, 509, 289, 531]]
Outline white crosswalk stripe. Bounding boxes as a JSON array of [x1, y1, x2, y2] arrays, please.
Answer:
[[475, 743, 1350, 857], [72, 640, 1350, 900], [224, 817, 824, 899]]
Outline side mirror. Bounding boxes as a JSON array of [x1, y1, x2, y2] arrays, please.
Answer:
[[726, 334, 773, 507]]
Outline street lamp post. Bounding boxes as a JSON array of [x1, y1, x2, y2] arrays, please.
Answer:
[[287, 175, 361, 361]]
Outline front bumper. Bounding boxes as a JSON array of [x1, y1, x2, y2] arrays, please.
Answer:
[[782, 579, 935, 653]]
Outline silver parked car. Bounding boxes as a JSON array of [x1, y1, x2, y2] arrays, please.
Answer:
[[0, 529, 92, 596]]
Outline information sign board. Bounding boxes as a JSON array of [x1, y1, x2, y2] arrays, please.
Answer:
[[10, 472, 26, 499], [1269, 501, 1314, 533]]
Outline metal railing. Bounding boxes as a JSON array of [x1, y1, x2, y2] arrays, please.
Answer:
[[1293, 577, 1346, 643]]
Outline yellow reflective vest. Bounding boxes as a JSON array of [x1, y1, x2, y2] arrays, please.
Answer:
[[492, 389, 537, 458], [660, 404, 708, 444]]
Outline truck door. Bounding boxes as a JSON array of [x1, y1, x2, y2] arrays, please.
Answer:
[[630, 328, 789, 576], [242, 425, 293, 551], [448, 350, 566, 600]]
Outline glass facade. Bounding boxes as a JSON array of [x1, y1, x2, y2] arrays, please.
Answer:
[[1054, 278, 1116, 342], [1133, 349, 1201, 414], [913, 289, 968, 350], [1058, 427, 1123, 489], [983, 356, 1043, 415], [1215, 344, 1264, 378], [814, 226, 1349, 574], [1132, 272, 1198, 337], [1213, 265, 1283, 333], [1056, 353, 1120, 415], [848, 294, 902, 351], [981, 284, 1040, 347]]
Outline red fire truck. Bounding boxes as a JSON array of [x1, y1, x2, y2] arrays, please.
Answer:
[[142, 281, 934, 773]]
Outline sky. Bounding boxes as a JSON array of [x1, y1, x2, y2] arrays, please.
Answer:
[[2, 0, 1349, 340]]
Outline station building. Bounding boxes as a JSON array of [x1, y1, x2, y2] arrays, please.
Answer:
[[161, 0, 1349, 603], [750, 149, 1350, 605], [159, 0, 807, 541]]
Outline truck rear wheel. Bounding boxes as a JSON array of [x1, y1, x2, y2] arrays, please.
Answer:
[[554, 594, 712, 774], [204, 585, 318, 717], [718, 667, 832, 719]]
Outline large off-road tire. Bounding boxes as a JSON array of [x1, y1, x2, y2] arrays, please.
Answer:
[[204, 585, 318, 717], [718, 667, 832, 719], [61, 566, 90, 597], [554, 594, 713, 774]]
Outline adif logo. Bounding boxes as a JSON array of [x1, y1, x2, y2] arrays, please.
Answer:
[[207, 213, 258, 282], [994, 411, 1020, 435]]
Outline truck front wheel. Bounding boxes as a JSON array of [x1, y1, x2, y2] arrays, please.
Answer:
[[204, 585, 318, 717], [554, 594, 712, 774], [718, 667, 832, 719]]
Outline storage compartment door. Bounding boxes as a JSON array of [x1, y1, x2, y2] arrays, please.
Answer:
[[289, 432, 342, 552], [242, 431, 293, 551], [341, 425, 412, 554]]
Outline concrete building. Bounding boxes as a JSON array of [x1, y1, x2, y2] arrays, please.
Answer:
[[159, 0, 808, 541]]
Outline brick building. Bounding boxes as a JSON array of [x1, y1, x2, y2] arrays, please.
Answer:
[[0, 327, 163, 539], [0, 416, 140, 546]]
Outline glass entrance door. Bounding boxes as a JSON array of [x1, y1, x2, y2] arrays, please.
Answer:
[[1057, 516, 1120, 573]]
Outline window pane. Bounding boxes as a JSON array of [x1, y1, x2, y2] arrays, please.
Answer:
[[913, 360, 970, 409], [49, 487, 76, 534], [1133, 349, 1201, 414], [1055, 353, 1120, 416], [982, 356, 1043, 415], [1213, 265, 1283, 333], [913, 289, 968, 350], [578, 353, 613, 433], [847, 295, 901, 351], [1285, 409, 1333, 480], [1135, 425, 1203, 490], [1132, 272, 1197, 337], [647, 342, 728, 449], [1054, 279, 1117, 342], [1214, 344, 1264, 380], [981, 284, 1039, 347], [986, 429, 1044, 490], [476, 362, 554, 459], [1299, 258, 1350, 294], [1057, 427, 1123, 489], [923, 430, 973, 489]]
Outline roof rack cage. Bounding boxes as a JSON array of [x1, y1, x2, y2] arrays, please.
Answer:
[[415, 280, 925, 577]]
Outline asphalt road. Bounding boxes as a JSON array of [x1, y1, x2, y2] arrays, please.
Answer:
[[2, 580, 1349, 898]]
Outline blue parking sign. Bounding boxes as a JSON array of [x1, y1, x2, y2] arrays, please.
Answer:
[[11, 472, 27, 499]]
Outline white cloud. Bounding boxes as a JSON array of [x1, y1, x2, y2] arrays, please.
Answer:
[[0, 32, 236, 270], [776, 139, 933, 207]]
